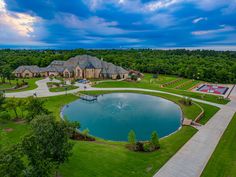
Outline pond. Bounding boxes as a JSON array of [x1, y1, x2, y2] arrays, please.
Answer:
[[62, 93, 182, 141]]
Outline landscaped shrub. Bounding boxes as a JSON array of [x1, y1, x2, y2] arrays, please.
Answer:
[[82, 128, 90, 137], [143, 142, 155, 152], [151, 131, 160, 149], [127, 131, 160, 152], [180, 97, 192, 106], [70, 131, 95, 141], [135, 141, 144, 151], [128, 130, 136, 145], [71, 79, 76, 85]]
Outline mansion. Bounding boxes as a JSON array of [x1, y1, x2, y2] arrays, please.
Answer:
[[13, 55, 129, 79]]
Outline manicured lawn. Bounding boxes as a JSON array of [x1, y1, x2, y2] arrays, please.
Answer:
[[0, 91, 220, 177], [94, 74, 229, 104], [165, 79, 189, 88], [197, 103, 220, 125], [179, 80, 201, 90], [49, 85, 78, 92], [43, 94, 78, 119], [5, 78, 42, 92], [0, 121, 29, 148], [0, 82, 16, 90], [59, 126, 196, 177], [201, 113, 236, 177]]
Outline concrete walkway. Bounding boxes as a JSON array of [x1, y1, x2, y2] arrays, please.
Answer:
[[5, 79, 223, 108], [154, 86, 236, 177]]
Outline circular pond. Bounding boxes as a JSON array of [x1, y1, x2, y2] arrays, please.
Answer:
[[62, 93, 182, 141]]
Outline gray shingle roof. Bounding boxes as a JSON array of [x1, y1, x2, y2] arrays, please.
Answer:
[[13, 65, 40, 73]]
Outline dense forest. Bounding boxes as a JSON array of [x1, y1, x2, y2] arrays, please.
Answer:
[[0, 49, 236, 84]]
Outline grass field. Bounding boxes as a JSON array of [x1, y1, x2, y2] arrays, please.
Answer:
[[0, 82, 16, 90], [4, 78, 42, 93], [94, 74, 229, 104], [0, 90, 220, 177], [201, 113, 236, 177], [49, 85, 78, 92]]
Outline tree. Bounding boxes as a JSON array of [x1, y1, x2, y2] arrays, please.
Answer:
[[128, 129, 136, 145], [18, 99, 27, 119], [0, 145, 25, 177], [21, 114, 74, 177], [0, 92, 5, 110], [4, 99, 19, 119], [25, 96, 50, 121], [150, 131, 160, 149]]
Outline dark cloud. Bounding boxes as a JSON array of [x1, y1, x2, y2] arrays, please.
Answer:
[[1, 0, 236, 49]]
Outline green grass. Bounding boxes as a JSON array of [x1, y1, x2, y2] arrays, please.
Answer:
[[0, 121, 29, 148], [197, 103, 220, 125], [94, 74, 229, 104], [179, 80, 201, 90], [0, 91, 220, 177], [0, 82, 16, 90], [49, 85, 78, 92], [201, 113, 236, 177], [165, 79, 189, 88], [5, 78, 42, 93], [43, 94, 78, 120], [59, 126, 196, 177]]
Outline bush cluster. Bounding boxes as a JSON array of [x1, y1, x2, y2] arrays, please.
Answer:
[[127, 130, 160, 152], [180, 97, 192, 106]]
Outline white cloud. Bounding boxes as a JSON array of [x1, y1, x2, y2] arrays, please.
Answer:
[[192, 25, 235, 36], [83, 0, 104, 11], [147, 13, 176, 28], [0, 0, 46, 45], [144, 0, 180, 12], [192, 17, 207, 24], [190, 0, 236, 11]]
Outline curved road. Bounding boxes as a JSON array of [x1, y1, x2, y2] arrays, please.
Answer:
[[5, 78, 236, 177], [5, 78, 224, 108]]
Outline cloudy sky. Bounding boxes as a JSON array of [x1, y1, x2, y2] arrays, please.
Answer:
[[0, 0, 236, 50]]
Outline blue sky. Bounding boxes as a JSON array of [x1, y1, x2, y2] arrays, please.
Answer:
[[0, 0, 236, 50]]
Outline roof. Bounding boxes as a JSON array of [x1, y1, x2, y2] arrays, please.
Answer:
[[13, 65, 40, 73], [64, 55, 103, 69], [49, 60, 65, 66]]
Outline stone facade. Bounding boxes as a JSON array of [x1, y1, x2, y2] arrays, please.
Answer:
[[13, 55, 129, 80]]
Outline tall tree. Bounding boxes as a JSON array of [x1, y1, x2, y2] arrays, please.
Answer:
[[0, 145, 25, 177], [21, 114, 74, 177], [25, 96, 50, 121], [4, 99, 19, 119]]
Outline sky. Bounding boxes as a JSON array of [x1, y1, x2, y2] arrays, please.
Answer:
[[0, 0, 236, 50]]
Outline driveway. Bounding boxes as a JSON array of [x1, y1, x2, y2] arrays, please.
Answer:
[[5, 79, 223, 108]]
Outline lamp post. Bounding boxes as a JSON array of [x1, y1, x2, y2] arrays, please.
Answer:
[[65, 87, 68, 95]]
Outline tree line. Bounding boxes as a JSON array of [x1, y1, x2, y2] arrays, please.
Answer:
[[0, 49, 236, 83]]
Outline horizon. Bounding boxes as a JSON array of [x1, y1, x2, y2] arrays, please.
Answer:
[[0, 0, 236, 50]]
